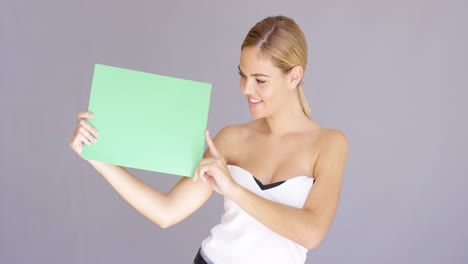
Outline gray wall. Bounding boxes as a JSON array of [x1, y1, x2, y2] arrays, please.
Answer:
[[1, 0, 467, 263]]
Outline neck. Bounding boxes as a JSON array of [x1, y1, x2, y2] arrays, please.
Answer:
[[261, 91, 311, 137]]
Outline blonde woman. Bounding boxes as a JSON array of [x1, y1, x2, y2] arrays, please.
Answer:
[[70, 15, 349, 264]]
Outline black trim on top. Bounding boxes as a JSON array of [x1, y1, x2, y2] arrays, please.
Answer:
[[252, 176, 316, 190], [252, 176, 286, 190]]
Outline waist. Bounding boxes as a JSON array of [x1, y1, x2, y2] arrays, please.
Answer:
[[201, 222, 308, 264]]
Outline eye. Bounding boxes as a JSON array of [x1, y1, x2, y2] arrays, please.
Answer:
[[238, 71, 246, 78], [256, 79, 266, 84]]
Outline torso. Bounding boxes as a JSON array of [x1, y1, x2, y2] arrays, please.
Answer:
[[226, 119, 331, 185]]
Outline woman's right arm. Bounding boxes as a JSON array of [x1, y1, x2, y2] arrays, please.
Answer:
[[70, 108, 232, 228], [86, 153, 216, 229]]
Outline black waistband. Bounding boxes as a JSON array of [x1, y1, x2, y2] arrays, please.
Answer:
[[192, 247, 208, 264]]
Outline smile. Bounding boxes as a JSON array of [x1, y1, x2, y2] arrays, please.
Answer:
[[248, 99, 263, 108]]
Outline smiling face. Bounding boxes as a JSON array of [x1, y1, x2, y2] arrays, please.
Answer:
[[239, 46, 300, 119]]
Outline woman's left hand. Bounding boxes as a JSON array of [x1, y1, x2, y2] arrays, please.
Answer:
[[192, 130, 238, 197]]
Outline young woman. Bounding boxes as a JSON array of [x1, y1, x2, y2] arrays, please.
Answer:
[[70, 15, 349, 264]]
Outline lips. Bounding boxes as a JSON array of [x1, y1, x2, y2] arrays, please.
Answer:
[[248, 97, 262, 102], [248, 99, 262, 108]]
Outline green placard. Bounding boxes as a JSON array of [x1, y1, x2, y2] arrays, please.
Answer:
[[81, 64, 211, 177]]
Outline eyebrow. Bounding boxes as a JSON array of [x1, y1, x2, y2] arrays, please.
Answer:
[[238, 65, 270, 78]]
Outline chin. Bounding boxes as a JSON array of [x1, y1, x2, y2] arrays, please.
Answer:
[[249, 110, 264, 119]]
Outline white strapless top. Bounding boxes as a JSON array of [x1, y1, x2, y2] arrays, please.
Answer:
[[201, 164, 315, 264]]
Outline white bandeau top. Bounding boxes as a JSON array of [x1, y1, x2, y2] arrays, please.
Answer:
[[201, 164, 315, 264]]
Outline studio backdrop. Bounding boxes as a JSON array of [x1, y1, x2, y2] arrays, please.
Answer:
[[1, 0, 467, 263]]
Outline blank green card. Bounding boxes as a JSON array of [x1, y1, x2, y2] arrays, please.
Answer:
[[81, 64, 211, 177]]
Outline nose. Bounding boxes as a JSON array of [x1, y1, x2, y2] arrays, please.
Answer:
[[241, 79, 255, 96]]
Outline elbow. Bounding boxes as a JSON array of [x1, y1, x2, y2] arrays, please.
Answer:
[[305, 239, 319, 250], [151, 213, 173, 229], [304, 226, 323, 250], [159, 223, 170, 229], [154, 205, 174, 229], [158, 217, 173, 229], [304, 236, 321, 250], [159, 221, 169, 229]]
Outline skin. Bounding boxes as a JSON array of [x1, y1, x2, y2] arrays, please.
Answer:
[[70, 46, 348, 251], [192, 46, 349, 249]]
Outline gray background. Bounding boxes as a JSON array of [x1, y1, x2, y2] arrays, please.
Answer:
[[1, 0, 467, 263]]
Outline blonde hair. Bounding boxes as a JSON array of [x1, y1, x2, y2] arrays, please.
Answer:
[[241, 15, 312, 120]]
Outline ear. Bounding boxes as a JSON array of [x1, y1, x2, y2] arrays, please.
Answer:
[[288, 65, 303, 90]]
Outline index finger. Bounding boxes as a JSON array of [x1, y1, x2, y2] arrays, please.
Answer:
[[205, 130, 220, 158], [77, 112, 94, 122]]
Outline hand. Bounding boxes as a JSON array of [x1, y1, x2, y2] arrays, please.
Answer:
[[69, 105, 99, 161], [192, 130, 238, 197]]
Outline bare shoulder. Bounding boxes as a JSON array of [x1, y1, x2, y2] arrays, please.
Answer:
[[303, 122, 348, 149], [313, 127, 349, 180], [204, 124, 245, 163], [317, 127, 349, 157], [322, 128, 348, 147]]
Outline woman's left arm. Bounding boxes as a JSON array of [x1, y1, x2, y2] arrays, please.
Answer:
[[228, 130, 348, 249], [228, 130, 349, 250]]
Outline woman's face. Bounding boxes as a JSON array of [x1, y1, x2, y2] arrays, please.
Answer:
[[239, 46, 296, 119]]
